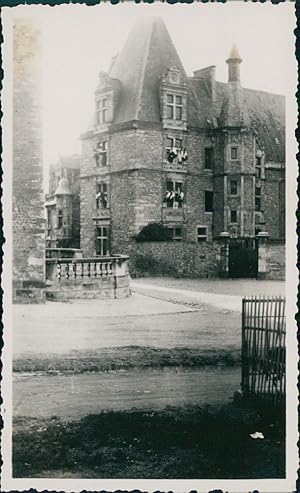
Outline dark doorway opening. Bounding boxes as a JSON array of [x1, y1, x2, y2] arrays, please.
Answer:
[[229, 237, 258, 278]]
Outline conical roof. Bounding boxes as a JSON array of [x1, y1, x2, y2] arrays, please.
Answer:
[[109, 17, 187, 124], [227, 43, 242, 62], [54, 177, 72, 195]]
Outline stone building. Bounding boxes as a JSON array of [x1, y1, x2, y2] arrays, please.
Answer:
[[45, 155, 81, 249], [12, 18, 46, 302], [80, 17, 285, 278]]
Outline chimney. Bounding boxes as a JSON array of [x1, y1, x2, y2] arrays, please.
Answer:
[[226, 44, 242, 83], [193, 65, 216, 102]]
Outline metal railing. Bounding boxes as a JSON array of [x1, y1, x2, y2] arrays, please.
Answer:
[[242, 296, 286, 408]]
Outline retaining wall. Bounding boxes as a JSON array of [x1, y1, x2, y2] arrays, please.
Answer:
[[130, 241, 220, 278]]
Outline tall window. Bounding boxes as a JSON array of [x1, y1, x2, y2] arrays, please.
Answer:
[[204, 148, 213, 170], [256, 157, 262, 178], [230, 180, 238, 195], [96, 183, 108, 209], [95, 141, 107, 167], [165, 180, 184, 208], [230, 209, 237, 223], [166, 94, 183, 120], [47, 209, 51, 236], [255, 186, 261, 211], [96, 98, 108, 125], [57, 209, 63, 228], [95, 226, 110, 256], [204, 191, 213, 212]]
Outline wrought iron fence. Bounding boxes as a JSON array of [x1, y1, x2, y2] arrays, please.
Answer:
[[242, 296, 286, 407]]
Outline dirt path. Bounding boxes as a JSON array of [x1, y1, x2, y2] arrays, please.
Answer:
[[13, 302, 240, 357], [13, 366, 240, 419], [131, 281, 243, 312], [132, 278, 285, 297]]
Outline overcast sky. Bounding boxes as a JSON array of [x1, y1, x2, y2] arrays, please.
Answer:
[[5, 1, 296, 169]]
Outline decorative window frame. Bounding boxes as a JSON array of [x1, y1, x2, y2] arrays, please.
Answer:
[[96, 97, 108, 125], [229, 179, 238, 196], [229, 145, 239, 161], [161, 67, 188, 131]]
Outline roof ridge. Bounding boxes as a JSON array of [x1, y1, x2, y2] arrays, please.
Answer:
[[134, 20, 153, 121]]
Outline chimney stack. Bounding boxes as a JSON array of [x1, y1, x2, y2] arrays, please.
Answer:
[[226, 44, 242, 83]]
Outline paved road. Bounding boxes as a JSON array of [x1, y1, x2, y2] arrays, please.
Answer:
[[13, 367, 240, 418]]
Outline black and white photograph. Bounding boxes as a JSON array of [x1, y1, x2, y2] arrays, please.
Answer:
[[1, 1, 298, 491]]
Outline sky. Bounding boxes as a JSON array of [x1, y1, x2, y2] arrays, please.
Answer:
[[4, 1, 297, 170]]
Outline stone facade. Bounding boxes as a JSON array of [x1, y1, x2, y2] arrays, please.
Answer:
[[131, 242, 220, 279], [13, 18, 45, 303], [78, 18, 285, 279]]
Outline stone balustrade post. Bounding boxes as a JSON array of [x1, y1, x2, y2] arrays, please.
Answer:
[[256, 231, 269, 280], [218, 231, 230, 278]]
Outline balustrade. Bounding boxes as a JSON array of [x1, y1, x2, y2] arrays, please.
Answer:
[[46, 256, 128, 282]]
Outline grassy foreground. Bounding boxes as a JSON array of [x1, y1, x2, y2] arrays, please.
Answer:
[[13, 346, 240, 374], [13, 402, 285, 479]]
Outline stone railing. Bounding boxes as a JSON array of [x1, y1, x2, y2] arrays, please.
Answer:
[[46, 255, 130, 300]]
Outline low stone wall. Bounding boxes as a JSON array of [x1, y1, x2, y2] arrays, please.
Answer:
[[130, 241, 220, 278], [46, 256, 131, 300], [13, 280, 45, 304], [266, 240, 285, 280]]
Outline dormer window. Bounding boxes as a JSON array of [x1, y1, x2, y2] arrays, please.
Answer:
[[96, 98, 108, 125], [166, 94, 183, 120]]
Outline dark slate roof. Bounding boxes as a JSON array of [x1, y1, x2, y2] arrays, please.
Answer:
[[109, 17, 187, 124], [108, 17, 285, 164], [215, 82, 285, 163]]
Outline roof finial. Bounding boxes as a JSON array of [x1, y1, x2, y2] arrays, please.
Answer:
[[228, 43, 242, 62]]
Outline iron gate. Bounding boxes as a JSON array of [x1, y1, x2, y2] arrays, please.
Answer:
[[242, 296, 286, 408], [229, 237, 258, 278]]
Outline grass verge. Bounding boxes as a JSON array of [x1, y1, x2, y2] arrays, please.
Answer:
[[13, 346, 241, 374], [13, 402, 285, 479]]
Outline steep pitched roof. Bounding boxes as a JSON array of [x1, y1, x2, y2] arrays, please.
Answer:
[[109, 17, 187, 124], [108, 17, 285, 164], [215, 83, 285, 163]]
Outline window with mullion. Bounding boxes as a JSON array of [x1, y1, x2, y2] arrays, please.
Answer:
[[165, 180, 184, 208], [95, 225, 110, 256], [166, 93, 183, 121], [96, 97, 108, 125]]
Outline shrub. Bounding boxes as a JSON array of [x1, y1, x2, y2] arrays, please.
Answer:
[[135, 223, 172, 242]]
